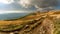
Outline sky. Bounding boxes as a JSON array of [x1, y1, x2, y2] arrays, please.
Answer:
[[0, 0, 36, 14], [0, 0, 60, 20], [0, 0, 36, 10], [0, 0, 59, 14]]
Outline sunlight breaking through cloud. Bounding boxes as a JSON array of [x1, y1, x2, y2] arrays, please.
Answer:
[[0, 10, 33, 14]]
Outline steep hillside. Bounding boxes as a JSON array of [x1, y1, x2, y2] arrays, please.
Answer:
[[0, 10, 60, 34]]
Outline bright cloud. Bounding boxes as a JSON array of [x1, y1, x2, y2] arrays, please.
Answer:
[[0, 0, 14, 4], [19, 0, 32, 8]]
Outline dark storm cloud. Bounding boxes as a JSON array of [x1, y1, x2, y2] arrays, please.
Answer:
[[19, 0, 58, 11]]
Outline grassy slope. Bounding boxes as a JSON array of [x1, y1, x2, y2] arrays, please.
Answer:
[[0, 10, 60, 34], [0, 11, 42, 31]]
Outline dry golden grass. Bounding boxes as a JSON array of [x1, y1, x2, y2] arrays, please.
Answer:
[[0, 10, 60, 28]]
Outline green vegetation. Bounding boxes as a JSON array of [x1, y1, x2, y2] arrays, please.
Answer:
[[57, 31, 60, 34], [0, 24, 24, 31], [53, 18, 60, 34]]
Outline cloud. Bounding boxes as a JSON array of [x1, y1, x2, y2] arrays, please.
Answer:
[[0, 2, 36, 11], [0, 0, 58, 11], [19, 0, 33, 8], [0, 0, 14, 4], [18, 0, 57, 9]]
